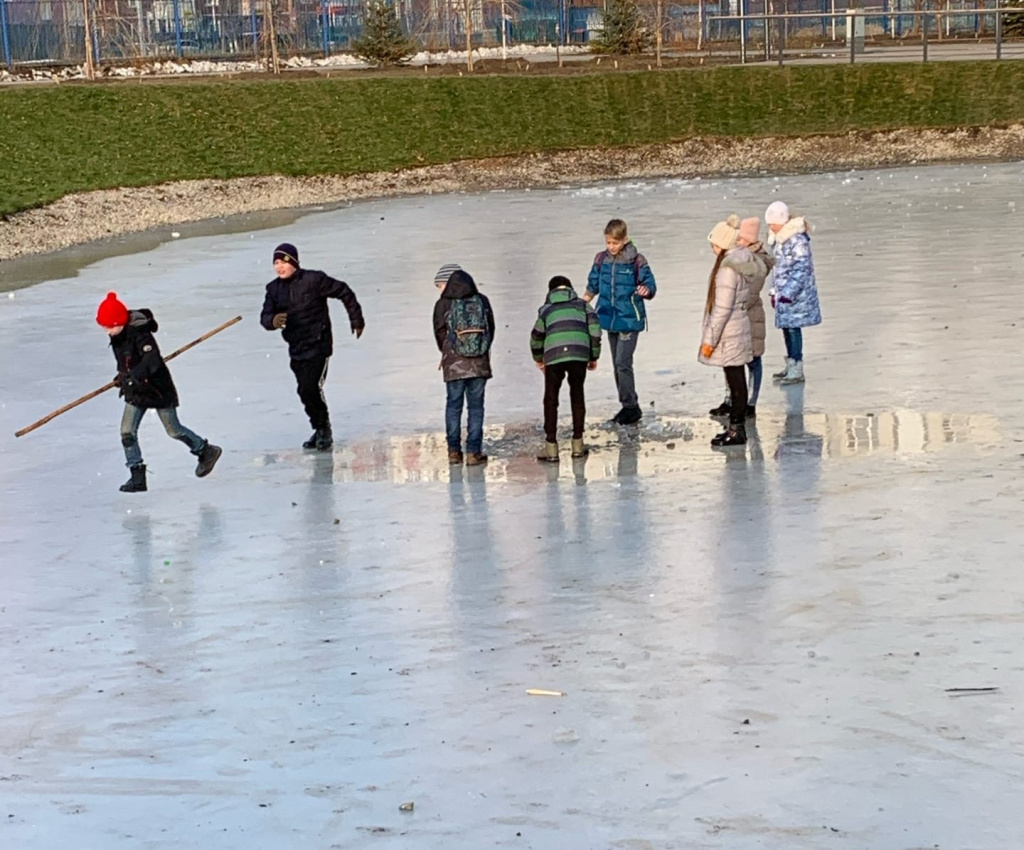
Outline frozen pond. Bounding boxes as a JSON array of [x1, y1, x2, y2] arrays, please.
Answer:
[[2, 163, 1024, 849]]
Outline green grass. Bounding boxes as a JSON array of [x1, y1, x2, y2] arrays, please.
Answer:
[[1, 61, 1023, 216]]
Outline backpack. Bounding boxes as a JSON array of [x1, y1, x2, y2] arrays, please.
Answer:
[[447, 295, 492, 358]]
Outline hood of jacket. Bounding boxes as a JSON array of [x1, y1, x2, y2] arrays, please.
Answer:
[[111, 309, 157, 343], [546, 286, 579, 304], [724, 245, 774, 278], [608, 241, 639, 264], [442, 270, 480, 300], [769, 216, 812, 247]]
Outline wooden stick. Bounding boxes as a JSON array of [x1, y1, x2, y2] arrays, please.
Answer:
[[15, 315, 242, 438]]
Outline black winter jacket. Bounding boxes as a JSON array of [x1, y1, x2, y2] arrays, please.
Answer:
[[261, 268, 365, 361], [110, 310, 179, 409], [432, 270, 495, 383]]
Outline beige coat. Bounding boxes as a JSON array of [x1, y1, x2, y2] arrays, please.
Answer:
[[729, 244, 774, 358], [699, 248, 754, 368]]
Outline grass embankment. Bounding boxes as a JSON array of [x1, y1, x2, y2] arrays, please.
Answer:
[[1, 61, 1023, 217]]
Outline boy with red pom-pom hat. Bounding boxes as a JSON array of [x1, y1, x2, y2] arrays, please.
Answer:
[[96, 292, 222, 492]]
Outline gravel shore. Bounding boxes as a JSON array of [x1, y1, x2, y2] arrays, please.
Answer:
[[3, 124, 1022, 262]]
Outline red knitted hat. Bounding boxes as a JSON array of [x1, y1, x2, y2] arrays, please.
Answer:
[[96, 292, 129, 328]]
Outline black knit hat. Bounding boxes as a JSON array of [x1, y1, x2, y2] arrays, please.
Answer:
[[549, 275, 572, 291], [273, 243, 299, 267]]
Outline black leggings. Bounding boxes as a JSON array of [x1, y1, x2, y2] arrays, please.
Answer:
[[723, 366, 748, 426], [544, 361, 588, 441]]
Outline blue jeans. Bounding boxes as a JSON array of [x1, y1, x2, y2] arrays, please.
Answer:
[[120, 403, 205, 468], [782, 328, 803, 362], [445, 378, 487, 454], [748, 356, 763, 406]]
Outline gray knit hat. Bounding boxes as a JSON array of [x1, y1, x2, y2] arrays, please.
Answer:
[[434, 263, 462, 288]]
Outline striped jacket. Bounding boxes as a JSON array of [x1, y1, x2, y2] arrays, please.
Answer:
[[530, 286, 602, 366]]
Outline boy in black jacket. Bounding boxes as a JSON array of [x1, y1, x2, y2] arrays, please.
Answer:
[[96, 292, 222, 493], [260, 243, 365, 451]]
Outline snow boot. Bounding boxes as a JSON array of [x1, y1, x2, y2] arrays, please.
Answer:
[[745, 405, 756, 419], [617, 406, 643, 426], [195, 442, 222, 478], [570, 438, 589, 459], [448, 450, 464, 465], [538, 441, 559, 463], [709, 399, 732, 417], [773, 358, 792, 381], [780, 360, 805, 385], [302, 432, 319, 450], [314, 427, 333, 452], [465, 452, 488, 466], [120, 464, 147, 493], [711, 425, 747, 448]]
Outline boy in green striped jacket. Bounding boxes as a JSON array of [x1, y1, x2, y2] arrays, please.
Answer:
[[531, 276, 602, 462]]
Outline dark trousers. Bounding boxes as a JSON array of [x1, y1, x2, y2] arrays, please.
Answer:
[[544, 361, 588, 442], [290, 355, 331, 430], [607, 331, 639, 409], [723, 365, 748, 427]]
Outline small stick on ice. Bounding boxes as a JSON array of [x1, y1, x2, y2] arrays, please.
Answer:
[[526, 689, 566, 697]]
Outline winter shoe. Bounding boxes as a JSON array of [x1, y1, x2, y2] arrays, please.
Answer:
[[570, 438, 589, 459], [746, 405, 756, 419], [448, 450, 464, 465], [120, 464, 147, 493], [195, 443, 222, 478], [617, 406, 643, 425], [302, 432, 319, 450], [780, 360, 805, 385], [773, 358, 792, 381], [465, 452, 488, 466], [711, 426, 747, 447], [709, 400, 732, 417], [314, 427, 333, 452], [538, 441, 559, 463]]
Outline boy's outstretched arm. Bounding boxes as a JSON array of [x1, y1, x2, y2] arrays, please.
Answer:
[[320, 273, 365, 334], [584, 260, 601, 303]]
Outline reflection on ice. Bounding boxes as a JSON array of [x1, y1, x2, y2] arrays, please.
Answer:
[[255, 408, 998, 484]]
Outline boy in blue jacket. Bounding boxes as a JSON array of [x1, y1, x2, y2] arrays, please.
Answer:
[[584, 219, 657, 424]]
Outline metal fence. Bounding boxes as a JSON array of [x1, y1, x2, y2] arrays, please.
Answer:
[[0, 0, 1018, 67]]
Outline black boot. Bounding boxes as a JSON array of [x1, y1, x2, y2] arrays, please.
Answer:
[[617, 406, 643, 425], [302, 432, 319, 450], [120, 464, 147, 493], [314, 427, 333, 452], [195, 443, 222, 478], [709, 401, 732, 417], [711, 425, 747, 447]]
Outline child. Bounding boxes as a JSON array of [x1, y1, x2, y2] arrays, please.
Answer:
[[530, 275, 602, 462], [699, 216, 754, 448], [708, 217, 774, 418], [433, 267, 495, 466], [584, 219, 657, 425], [96, 292, 221, 493], [764, 202, 821, 385], [260, 243, 365, 452]]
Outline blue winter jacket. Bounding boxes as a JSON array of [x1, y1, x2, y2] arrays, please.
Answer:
[[586, 242, 657, 333], [770, 217, 821, 330]]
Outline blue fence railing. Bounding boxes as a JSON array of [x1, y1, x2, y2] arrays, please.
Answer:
[[0, 0, 1014, 67]]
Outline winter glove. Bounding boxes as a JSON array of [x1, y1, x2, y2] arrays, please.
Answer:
[[777, 296, 792, 305], [769, 287, 777, 309], [352, 323, 365, 339], [587, 360, 598, 372], [272, 312, 288, 330], [701, 344, 715, 359], [112, 373, 122, 387]]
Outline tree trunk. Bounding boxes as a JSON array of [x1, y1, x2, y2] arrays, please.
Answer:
[[464, 0, 474, 70], [82, 0, 96, 79], [266, 0, 281, 74], [655, 0, 663, 66]]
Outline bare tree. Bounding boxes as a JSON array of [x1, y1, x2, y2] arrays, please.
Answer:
[[463, 0, 475, 71], [83, 0, 97, 79], [264, 0, 281, 73]]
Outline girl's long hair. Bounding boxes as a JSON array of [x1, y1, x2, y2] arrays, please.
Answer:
[[704, 251, 726, 317]]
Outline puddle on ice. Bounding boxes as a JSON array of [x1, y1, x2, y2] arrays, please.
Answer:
[[255, 408, 998, 484]]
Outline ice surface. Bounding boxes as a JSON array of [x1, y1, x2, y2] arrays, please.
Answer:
[[2, 163, 1024, 849]]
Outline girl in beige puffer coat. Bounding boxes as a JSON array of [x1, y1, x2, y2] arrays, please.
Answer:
[[699, 215, 755, 447], [708, 218, 774, 419]]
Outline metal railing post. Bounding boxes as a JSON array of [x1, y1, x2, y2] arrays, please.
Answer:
[[995, 0, 1002, 60], [777, 12, 785, 66], [0, 0, 11, 68], [739, 0, 746, 63], [172, 0, 183, 58], [321, 0, 329, 57], [922, 7, 928, 62]]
